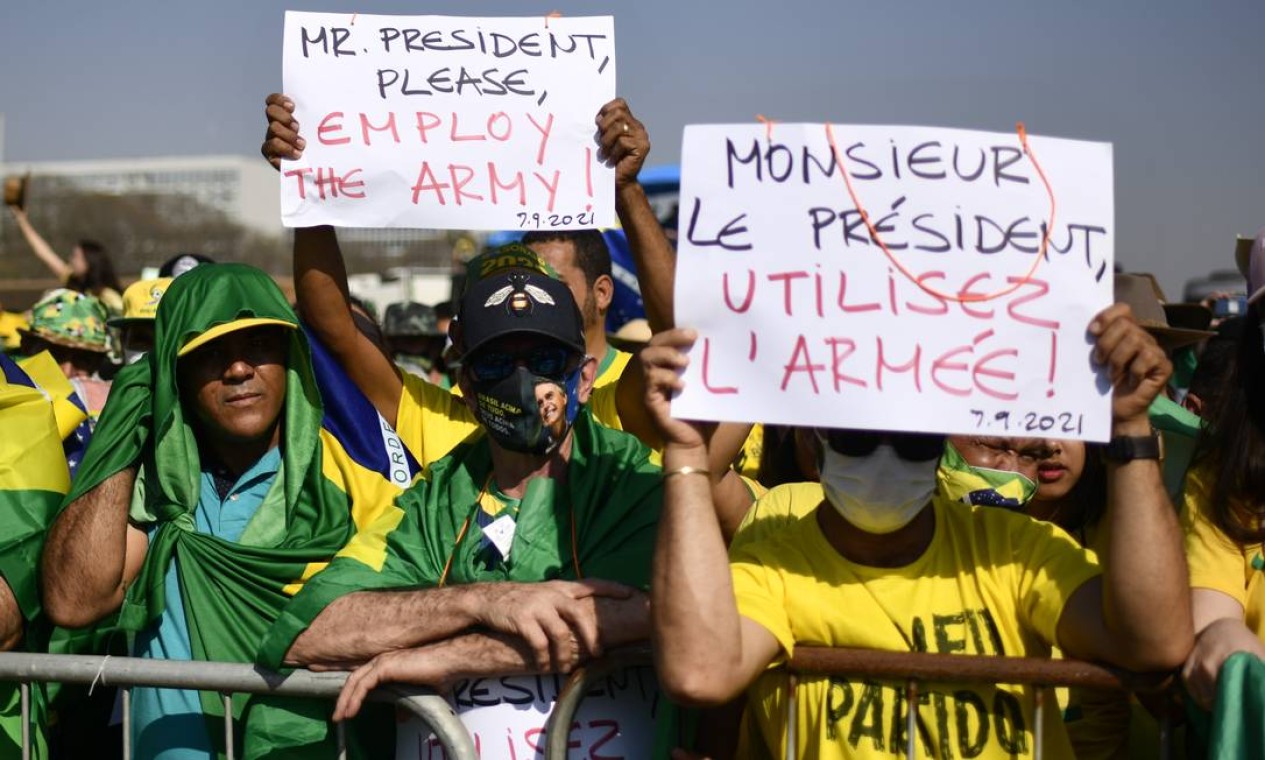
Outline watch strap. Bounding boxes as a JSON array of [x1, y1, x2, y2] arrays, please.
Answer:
[[1104, 432, 1162, 462]]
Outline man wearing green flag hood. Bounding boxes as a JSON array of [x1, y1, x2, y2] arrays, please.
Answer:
[[42, 263, 403, 758], [257, 264, 667, 754]]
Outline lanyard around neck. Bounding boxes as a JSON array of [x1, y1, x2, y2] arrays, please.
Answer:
[[437, 471, 584, 587]]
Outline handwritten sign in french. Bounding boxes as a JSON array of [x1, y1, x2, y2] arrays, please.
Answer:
[[398, 668, 657, 759], [673, 124, 1116, 441], [281, 12, 616, 231]]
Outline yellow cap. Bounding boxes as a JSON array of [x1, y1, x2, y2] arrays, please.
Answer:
[[110, 278, 173, 325], [177, 318, 297, 357]]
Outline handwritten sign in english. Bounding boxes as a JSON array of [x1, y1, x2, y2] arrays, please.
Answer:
[[281, 12, 616, 230], [673, 124, 1115, 441], [398, 667, 657, 759]]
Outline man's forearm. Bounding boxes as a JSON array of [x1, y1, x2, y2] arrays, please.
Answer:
[[616, 182, 675, 332], [1102, 419, 1194, 670], [41, 468, 136, 627], [0, 580, 23, 652], [287, 585, 488, 667], [652, 442, 746, 701], [293, 226, 355, 343], [594, 593, 650, 648], [395, 596, 649, 685], [293, 225, 402, 424]]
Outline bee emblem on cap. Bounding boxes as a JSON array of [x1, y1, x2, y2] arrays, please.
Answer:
[[484, 274, 556, 317]]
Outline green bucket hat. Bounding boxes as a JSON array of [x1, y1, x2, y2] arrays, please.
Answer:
[[18, 289, 110, 353]]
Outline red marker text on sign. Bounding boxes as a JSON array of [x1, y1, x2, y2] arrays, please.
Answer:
[[282, 167, 366, 200], [313, 111, 554, 166]]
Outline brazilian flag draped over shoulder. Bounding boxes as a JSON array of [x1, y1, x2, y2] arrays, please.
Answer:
[[61, 264, 398, 758], [0, 354, 71, 758]]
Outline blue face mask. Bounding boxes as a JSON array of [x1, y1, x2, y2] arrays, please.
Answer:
[[471, 364, 582, 455]]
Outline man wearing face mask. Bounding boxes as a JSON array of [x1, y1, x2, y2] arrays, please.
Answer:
[[257, 265, 667, 743], [645, 304, 1193, 759]]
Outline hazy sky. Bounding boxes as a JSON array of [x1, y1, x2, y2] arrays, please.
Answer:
[[2, 0, 1261, 296]]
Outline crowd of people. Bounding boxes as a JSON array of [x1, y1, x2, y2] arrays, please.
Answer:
[[0, 91, 1261, 760]]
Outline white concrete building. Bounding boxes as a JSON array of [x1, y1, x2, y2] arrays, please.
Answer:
[[0, 155, 282, 236]]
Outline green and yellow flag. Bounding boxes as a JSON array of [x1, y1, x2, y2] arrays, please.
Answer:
[[937, 440, 1037, 509], [0, 354, 72, 758], [260, 408, 663, 666]]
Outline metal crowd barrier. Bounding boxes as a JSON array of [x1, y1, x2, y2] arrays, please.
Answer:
[[545, 647, 1178, 760], [4, 648, 1180, 760], [0, 652, 476, 760]]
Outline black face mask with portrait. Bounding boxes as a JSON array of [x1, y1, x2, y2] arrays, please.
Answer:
[[468, 348, 582, 455]]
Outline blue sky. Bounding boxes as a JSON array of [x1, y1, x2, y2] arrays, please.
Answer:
[[2, 0, 1261, 297]]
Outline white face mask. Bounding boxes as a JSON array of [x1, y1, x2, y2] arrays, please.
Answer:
[[123, 348, 148, 365], [819, 444, 937, 534]]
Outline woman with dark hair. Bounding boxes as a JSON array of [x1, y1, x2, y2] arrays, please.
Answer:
[[1030, 440, 1109, 546], [1180, 296, 1265, 710], [7, 207, 123, 314]]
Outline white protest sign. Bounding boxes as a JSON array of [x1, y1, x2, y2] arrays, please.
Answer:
[[673, 124, 1115, 441], [397, 668, 658, 759], [281, 12, 616, 231]]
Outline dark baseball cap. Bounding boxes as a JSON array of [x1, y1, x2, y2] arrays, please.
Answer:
[[459, 270, 585, 358], [462, 242, 560, 297]]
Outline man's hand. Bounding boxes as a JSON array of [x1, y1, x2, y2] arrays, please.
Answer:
[[333, 644, 454, 721], [471, 579, 633, 672], [1088, 303, 1172, 428], [596, 98, 649, 190], [261, 93, 305, 171], [1181, 617, 1265, 710], [642, 329, 711, 450]]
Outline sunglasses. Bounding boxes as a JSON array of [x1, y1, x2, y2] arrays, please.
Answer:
[[819, 429, 946, 462], [467, 345, 574, 384]]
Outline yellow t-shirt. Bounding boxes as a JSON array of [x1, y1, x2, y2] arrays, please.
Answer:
[[1183, 467, 1265, 638], [594, 347, 632, 389], [396, 370, 626, 469], [730, 482, 1101, 760]]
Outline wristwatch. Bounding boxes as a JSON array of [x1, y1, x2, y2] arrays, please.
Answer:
[[1104, 431, 1163, 463]]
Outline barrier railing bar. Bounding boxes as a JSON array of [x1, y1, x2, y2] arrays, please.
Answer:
[[0, 654, 347, 697], [20, 681, 29, 760], [383, 685, 477, 760], [905, 679, 917, 760], [1034, 686, 1045, 760], [789, 647, 1174, 692], [0, 653, 477, 760], [122, 687, 132, 760], [544, 647, 652, 760], [223, 692, 235, 760]]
